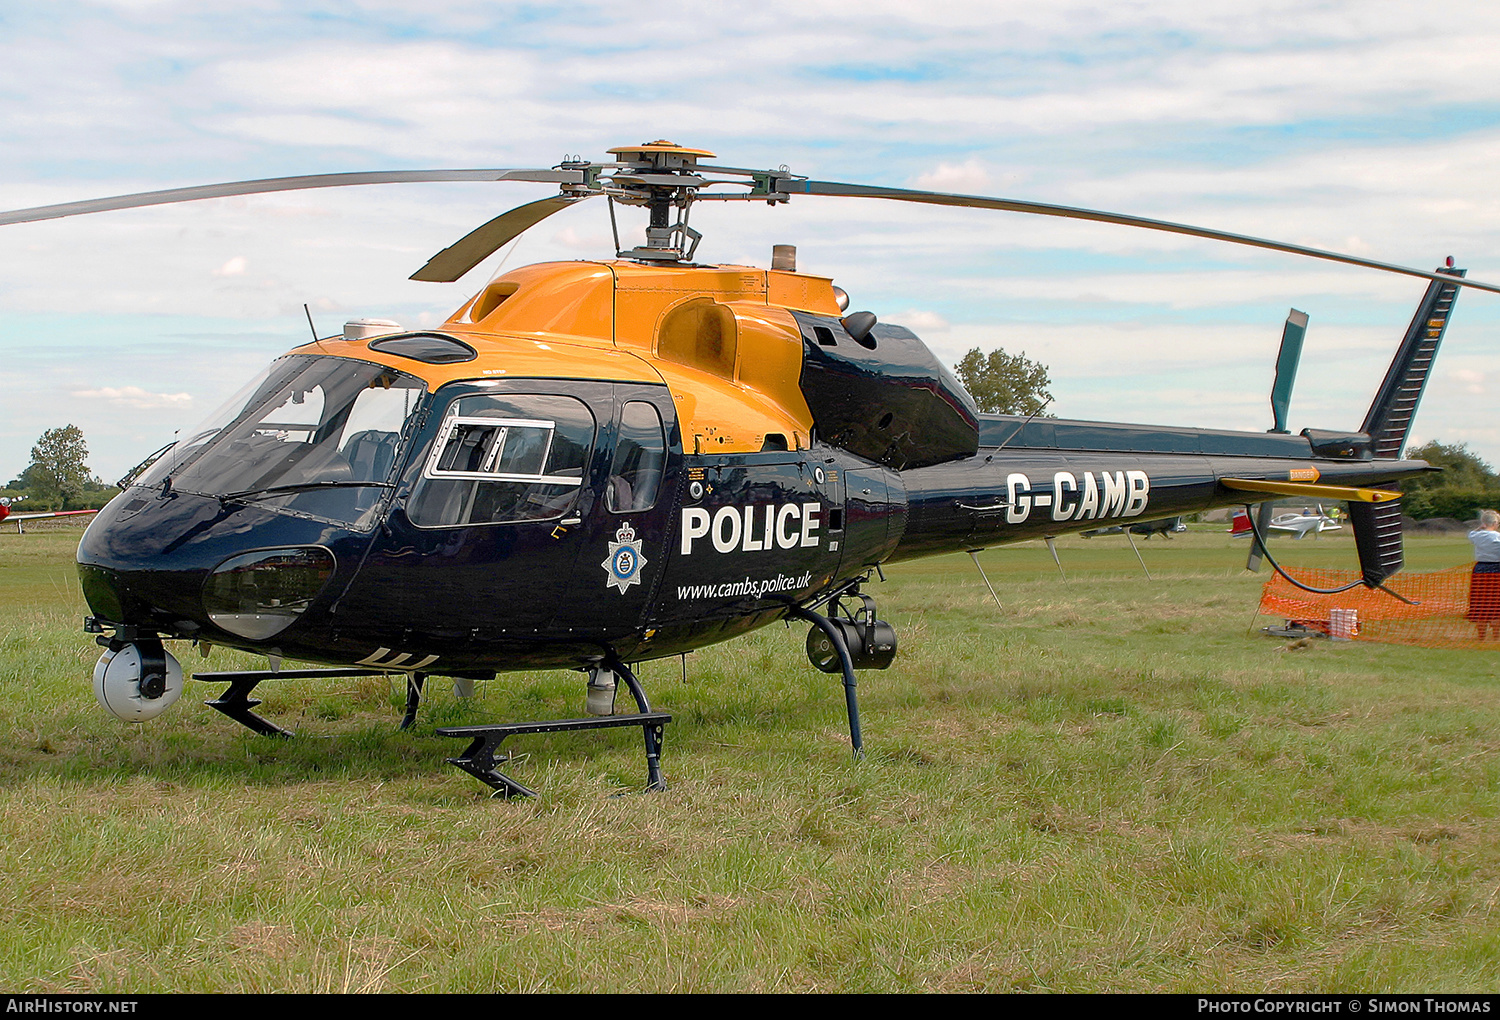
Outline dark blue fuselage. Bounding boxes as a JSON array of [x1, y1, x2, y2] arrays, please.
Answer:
[[78, 392, 1426, 675]]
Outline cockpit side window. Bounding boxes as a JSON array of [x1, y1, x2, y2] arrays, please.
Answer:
[[410, 394, 595, 527], [606, 401, 666, 513], [433, 419, 553, 477], [337, 383, 420, 485]]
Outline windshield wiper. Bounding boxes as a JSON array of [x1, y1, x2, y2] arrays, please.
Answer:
[[217, 480, 396, 504]]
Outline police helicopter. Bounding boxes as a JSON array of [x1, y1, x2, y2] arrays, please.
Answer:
[[3, 141, 1491, 796]]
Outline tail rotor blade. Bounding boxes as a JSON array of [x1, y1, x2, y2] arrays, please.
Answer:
[[781, 179, 1500, 296], [1270, 309, 1309, 434], [409, 194, 594, 283]]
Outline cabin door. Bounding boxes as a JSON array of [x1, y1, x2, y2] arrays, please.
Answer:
[[553, 384, 680, 631]]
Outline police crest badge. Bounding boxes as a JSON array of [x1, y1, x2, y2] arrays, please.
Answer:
[[601, 521, 646, 594]]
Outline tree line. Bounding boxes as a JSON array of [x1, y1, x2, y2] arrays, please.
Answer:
[[4, 425, 119, 512], [1398, 442, 1500, 522], [953, 347, 1054, 418]]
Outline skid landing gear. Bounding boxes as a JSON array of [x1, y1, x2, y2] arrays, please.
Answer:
[[192, 667, 421, 737], [792, 588, 898, 757], [436, 659, 670, 798]]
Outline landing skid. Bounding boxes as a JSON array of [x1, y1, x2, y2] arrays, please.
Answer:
[[192, 661, 670, 798], [192, 667, 417, 737], [437, 659, 670, 798]]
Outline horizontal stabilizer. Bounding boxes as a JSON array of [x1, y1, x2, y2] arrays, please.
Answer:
[[1219, 478, 1401, 503]]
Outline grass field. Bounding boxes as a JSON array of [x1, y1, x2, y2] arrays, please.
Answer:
[[0, 520, 1497, 992]]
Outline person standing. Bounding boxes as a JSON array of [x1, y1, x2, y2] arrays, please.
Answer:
[[1467, 509, 1500, 639]]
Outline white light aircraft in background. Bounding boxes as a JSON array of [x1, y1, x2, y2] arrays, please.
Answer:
[[1230, 506, 1342, 540], [0, 501, 98, 534]]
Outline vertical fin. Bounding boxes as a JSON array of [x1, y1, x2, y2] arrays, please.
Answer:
[[1347, 498, 1405, 588], [1361, 266, 1463, 459]]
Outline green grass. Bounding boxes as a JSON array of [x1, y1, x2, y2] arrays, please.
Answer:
[[0, 521, 1497, 992]]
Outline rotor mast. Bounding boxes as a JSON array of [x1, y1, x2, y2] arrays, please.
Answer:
[[591, 142, 790, 262]]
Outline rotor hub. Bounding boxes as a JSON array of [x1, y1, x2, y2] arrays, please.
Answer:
[[558, 141, 795, 262], [605, 141, 715, 170]]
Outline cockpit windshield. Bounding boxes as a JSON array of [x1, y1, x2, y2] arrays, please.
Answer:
[[136, 355, 427, 529]]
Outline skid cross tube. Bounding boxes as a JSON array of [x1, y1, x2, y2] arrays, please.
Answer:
[[401, 673, 426, 731], [790, 606, 864, 756], [436, 658, 669, 796]]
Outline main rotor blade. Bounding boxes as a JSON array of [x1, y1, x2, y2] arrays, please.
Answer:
[[783, 179, 1500, 296], [0, 168, 583, 227], [409, 194, 594, 282]]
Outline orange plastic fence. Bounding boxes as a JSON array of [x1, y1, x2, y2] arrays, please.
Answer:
[[1259, 564, 1500, 649]]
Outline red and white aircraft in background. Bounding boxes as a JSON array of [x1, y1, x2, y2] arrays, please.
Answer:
[[1230, 506, 1343, 540], [0, 501, 97, 533]]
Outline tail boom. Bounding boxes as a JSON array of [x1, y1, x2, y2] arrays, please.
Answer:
[[886, 414, 1431, 562]]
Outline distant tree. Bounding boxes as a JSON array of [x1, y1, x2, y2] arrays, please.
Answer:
[[7, 463, 44, 493], [24, 425, 92, 510], [954, 348, 1055, 416], [1402, 441, 1500, 521]]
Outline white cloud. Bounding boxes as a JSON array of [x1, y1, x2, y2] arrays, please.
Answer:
[[71, 386, 194, 409], [1453, 368, 1487, 395], [551, 225, 613, 251], [913, 160, 991, 194], [894, 310, 950, 333]]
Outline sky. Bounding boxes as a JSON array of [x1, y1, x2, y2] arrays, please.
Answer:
[[2, 0, 1498, 484]]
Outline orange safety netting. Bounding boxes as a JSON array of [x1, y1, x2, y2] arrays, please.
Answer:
[[1259, 564, 1500, 649]]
